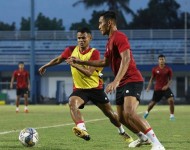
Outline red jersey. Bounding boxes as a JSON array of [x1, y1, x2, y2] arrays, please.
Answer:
[[152, 65, 172, 91], [61, 46, 103, 90], [13, 70, 29, 89], [104, 30, 143, 87]]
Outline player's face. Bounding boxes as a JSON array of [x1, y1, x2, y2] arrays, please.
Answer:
[[99, 16, 109, 35], [18, 64, 24, 69], [77, 32, 91, 49], [158, 57, 165, 65]]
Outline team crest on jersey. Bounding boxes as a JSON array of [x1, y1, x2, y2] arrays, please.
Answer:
[[156, 70, 160, 74]]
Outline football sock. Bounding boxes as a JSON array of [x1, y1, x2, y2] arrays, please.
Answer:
[[16, 107, 19, 111], [145, 128, 161, 146], [76, 121, 87, 131], [136, 131, 148, 141], [25, 106, 28, 110], [118, 125, 125, 134], [170, 114, 174, 118]]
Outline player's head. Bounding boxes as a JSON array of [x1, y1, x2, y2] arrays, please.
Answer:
[[158, 54, 165, 66], [99, 11, 117, 35], [77, 27, 92, 50], [18, 61, 24, 70]]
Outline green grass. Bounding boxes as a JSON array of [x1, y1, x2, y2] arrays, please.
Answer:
[[0, 105, 190, 150]]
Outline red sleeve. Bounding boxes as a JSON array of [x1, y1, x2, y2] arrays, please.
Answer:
[[168, 67, 173, 79], [104, 49, 109, 58], [90, 49, 100, 60], [61, 46, 75, 59], [115, 34, 130, 53]]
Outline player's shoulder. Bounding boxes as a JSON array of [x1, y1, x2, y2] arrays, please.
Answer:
[[114, 30, 128, 39], [165, 65, 172, 70], [65, 46, 76, 52], [153, 65, 159, 70], [91, 48, 100, 55]]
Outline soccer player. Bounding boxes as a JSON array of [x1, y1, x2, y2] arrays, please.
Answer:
[[10, 61, 30, 113], [38, 27, 133, 142], [67, 11, 165, 150], [144, 54, 175, 120]]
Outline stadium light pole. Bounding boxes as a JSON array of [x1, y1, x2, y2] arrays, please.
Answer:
[[184, 0, 187, 65], [30, 0, 36, 103]]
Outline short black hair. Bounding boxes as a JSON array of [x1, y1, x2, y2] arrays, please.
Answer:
[[77, 27, 91, 34], [100, 11, 117, 22], [158, 54, 165, 58], [18, 61, 24, 64]]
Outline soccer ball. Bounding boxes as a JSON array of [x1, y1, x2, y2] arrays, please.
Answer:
[[19, 128, 39, 147]]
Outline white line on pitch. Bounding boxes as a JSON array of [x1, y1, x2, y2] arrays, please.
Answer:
[[0, 109, 159, 135]]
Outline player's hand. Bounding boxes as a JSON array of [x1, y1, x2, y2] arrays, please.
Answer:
[[38, 66, 46, 76], [28, 84, 30, 90], [66, 57, 81, 64], [105, 80, 119, 94], [162, 85, 168, 91]]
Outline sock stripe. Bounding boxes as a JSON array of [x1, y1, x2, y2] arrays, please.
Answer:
[[144, 128, 152, 134]]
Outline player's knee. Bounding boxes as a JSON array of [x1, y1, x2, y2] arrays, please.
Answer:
[[124, 110, 135, 121], [168, 98, 174, 104]]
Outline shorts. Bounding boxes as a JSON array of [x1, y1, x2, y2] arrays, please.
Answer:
[[16, 88, 29, 96], [69, 89, 109, 109], [152, 88, 174, 102], [116, 82, 143, 105]]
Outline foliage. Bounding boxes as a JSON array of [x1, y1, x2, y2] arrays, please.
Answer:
[[20, 13, 65, 31], [0, 21, 15, 31]]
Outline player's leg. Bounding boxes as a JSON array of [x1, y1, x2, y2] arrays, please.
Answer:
[[23, 88, 29, 113], [96, 102, 133, 143], [165, 88, 175, 120], [16, 89, 21, 113], [123, 96, 165, 150], [117, 105, 150, 147], [89, 89, 133, 142], [69, 92, 90, 141], [144, 91, 162, 119], [144, 101, 156, 118]]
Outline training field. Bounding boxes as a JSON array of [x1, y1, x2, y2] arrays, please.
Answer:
[[0, 105, 189, 150]]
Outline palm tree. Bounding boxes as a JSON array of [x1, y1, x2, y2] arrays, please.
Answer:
[[73, 0, 134, 29]]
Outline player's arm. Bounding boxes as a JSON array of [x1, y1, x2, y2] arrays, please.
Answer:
[[10, 73, 15, 89], [27, 76, 30, 90], [106, 50, 130, 93], [70, 63, 96, 77], [146, 75, 154, 92], [39, 55, 64, 75], [67, 57, 109, 67]]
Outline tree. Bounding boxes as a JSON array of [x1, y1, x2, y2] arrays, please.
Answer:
[[0, 21, 15, 31], [72, 0, 134, 29], [20, 17, 30, 30], [128, 0, 185, 29], [36, 13, 65, 30], [70, 18, 91, 30], [20, 13, 65, 30]]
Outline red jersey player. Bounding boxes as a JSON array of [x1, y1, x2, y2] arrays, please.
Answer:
[[144, 54, 175, 120], [67, 11, 165, 150], [10, 61, 30, 113]]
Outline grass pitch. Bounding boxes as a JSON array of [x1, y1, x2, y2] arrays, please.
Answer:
[[0, 105, 189, 150]]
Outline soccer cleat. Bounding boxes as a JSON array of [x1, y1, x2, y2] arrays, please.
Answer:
[[128, 139, 151, 148], [144, 113, 149, 119], [119, 132, 134, 143], [24, 109, 29, 113], [170, 116, 175, 121], [72, 127, 90, 141], [151, 145, 165, 150]]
